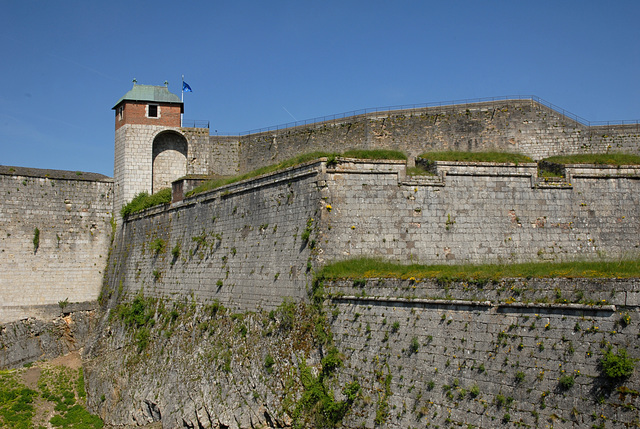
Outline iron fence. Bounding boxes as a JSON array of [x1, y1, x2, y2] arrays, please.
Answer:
[[182, 119, 210, 128]]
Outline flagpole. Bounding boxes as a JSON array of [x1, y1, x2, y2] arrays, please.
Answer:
[[181, 75, 184, 127]]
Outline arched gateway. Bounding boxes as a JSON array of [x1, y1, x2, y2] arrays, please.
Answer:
[[152, 131, 188, 193]]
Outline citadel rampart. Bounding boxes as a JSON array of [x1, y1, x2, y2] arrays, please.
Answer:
[[105, 158, 639, 315], [326, 278, 639, 428], [114, 98, 640, 215], [105, 161, 322, 311], [230, 99, 640, 175], [0, 166, 113, 323], [86, 157, 640, 427]]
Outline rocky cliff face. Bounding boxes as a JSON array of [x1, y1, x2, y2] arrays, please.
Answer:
[[82, 294, 353, 428], [0, 307, 97, 369]]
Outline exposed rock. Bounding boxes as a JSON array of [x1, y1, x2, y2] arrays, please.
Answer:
[[0, 309, 96, 369]]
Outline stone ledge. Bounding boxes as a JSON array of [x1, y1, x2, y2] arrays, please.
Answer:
[[331, 295, 618, 313], [0, 165, 113, 182]]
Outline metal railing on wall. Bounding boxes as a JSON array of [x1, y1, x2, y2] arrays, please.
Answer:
[[210, 95, 640, 136], [182, 120, 210, 128]]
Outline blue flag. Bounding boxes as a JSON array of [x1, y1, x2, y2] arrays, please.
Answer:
[[183, 81, 192, 92]]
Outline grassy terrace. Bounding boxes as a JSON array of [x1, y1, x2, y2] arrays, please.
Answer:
[[418, 151, 534, 164], [185, 149, 407, 197], [542, 153, 640, 166], [319, 257, 640, 281]]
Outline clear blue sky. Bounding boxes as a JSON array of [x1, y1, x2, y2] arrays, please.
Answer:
[[1, 1, 638, 176]]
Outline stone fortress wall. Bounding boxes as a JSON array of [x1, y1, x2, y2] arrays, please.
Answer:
[[105, 161, 323, 312], [106, 158, 640, 315], [114, 98, 640, 213], [4, 97, 639, 323], [0, 166, 113, 323], [230, 99, 640, 174], [327, 277, 640, 428]]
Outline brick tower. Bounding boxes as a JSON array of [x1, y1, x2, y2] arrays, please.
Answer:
[[112, 81, 187, 213]]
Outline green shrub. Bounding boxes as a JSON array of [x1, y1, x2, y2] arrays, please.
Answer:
[[113, 293, 155, 329], [277, 298, 296, 331], [601, 348, 635, 380], [293, 358, 355, 428], [409, 337, 420, 354], [171, 243, 181, 260], [469, 384, 480, 397], [150, 238, 166, 255], [58, 298, 69, 310], [321, 347, 343, 376], [120, 188, 171, 217], [558, 374, 575, 390], [33, 227, 40, 252], [264, 354, 275, 373], [301, 218, 313, 242]]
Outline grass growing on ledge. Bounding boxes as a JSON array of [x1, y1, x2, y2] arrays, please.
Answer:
[[120, 188, 171, 217], [341, 149, 407, 160], [541, 153, 640, 166], [319, 257, 640, 281], [417, 151, 533, 164], [186, 150, 408, 197], [407, 165, 436, 176]]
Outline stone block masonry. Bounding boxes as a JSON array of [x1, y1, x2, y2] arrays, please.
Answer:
[[319, 159, 640, 266], [109, 158, 640, 314], [326, 278, 640, 428], [0, 166, 113, 323], [234, 99, 640, 174], [104, 161, 325, 312]]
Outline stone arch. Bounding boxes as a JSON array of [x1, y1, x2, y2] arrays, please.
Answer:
[[152, 131, 188, 193]]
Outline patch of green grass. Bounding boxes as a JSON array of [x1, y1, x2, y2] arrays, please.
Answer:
[[319, 257, 640, 280], [187, 150, 408, 197], [0, 371, 37, 428], [187, 152, 337, 197], [406, 165, 436, 176], [341, 149, 407, 160], [36, 366, 103, 429], [120, 188, 171, 217], [542, 153, 640, 166], [418, 151, 533, 164]]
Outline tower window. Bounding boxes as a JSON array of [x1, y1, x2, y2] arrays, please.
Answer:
[[148, 104, 158, 118], [117, 106, 124, 120]]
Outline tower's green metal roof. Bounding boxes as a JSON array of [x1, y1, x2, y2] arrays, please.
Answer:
[[113, 83, 183, 109]]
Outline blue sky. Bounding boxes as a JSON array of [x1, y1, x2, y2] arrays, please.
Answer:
[[1, 1, 638, 176]]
